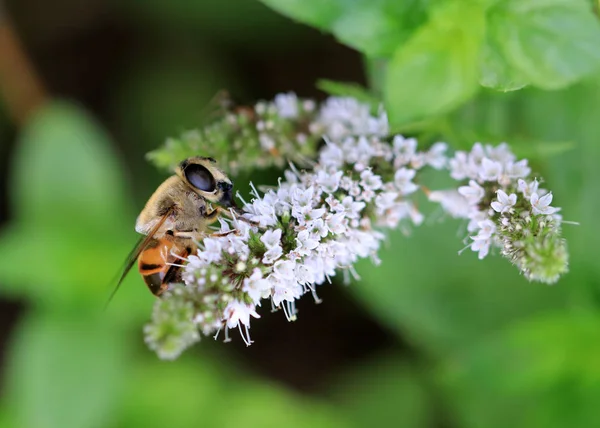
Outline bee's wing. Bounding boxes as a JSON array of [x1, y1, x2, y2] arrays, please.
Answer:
[[105, 209, 172, 308]]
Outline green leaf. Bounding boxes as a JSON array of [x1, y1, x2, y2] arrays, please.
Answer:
[[384, 1, 485, 127], [260, 0, 427, 58], [364, 57, 388, 97], [5, 312, 127, 428], [258, 0, 343, 30], [12, 101, 131, 230], [489, 0, 600, 89], [479, 35, 530, 91], [441, 312, 600, 428], [331, 0, 428, 57], [316, 79, 380, 109]]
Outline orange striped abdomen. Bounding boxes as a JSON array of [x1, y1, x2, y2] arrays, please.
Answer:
[[138, 237, 189, 296]]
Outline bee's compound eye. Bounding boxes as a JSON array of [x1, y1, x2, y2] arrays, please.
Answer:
[[185, 164, 216, 192]]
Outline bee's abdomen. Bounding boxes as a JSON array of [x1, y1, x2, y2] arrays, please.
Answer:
[[138, 238, 174, 296], [139, 262, 162, 274]]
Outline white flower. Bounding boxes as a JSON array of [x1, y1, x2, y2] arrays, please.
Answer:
[[407, 202, 424, 226], [273, 259, 296, 280], [294, 263, 314, 286], [471, 236, 491, 259], [315, 170, 343, 193], [223, 300, 260, 329], [467, 210, 488, 233], [505, 159, 531, 179], [303, 99, 316, 112], [340, 196, 365, 219], [259, 134, 275, 150], [428, 190, 472, 218], [270, 276, 303, 306], [476, 219, 496, 239], [263, 245, 283, 264], [491, 190, 517, 213], [458, 180, 484, 205], [293, 204, 326, 225], [479, 158, 503, 181], [267, 189, 290, 214], [470, 143, 485, 163], [347, 230, 382, 258], [316, 97, 389, 140], [339, 176, 354, 191], [260, 229, 282, 249], [326, 212, 347, 235], [424, 142, 447, 169], [307, 218, 329, 238], [392, 135, 417, 167], [295, 229, 320, 255], [348, 182, 361, 198], [325, 194, 343, 212], [221, 232, 250, 259], [394, 168, 418, 195], [360, 170, 383, 191], [486, 143, 515, 164], [242, 269, 272, 303], [244, 198, 277, 227], [375, 191, 399, 212], [449, 152, 470, 180], [199, 238, 223, 263], [409, 152, 426, 169], [274, 92, 299, 118], [291, 186, 316, 208], [530, 192, 560, 215], [517, 178, 539, 199], [319, 142, 345, 168]]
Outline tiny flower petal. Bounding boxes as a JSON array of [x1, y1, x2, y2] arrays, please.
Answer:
[[458, 180, 484, 204], [491, 190, 517, 213], [530, 192, 560, 215], [479, 158, 503, 181], [471, 236, 491, 259]]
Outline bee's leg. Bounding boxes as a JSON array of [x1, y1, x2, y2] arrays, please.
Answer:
[[171, 228, 237, 240], [172, 230, 204, 240], [200, 204, 219, 221], [158, 247, 192, 295], [214, 206, 260, 226], [200, 205, 244, 226], [158, 265, 180, 295], [210, 229, 238, 237]]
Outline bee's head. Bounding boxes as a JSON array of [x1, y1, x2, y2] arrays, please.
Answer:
[[176, 157, 237, 209]]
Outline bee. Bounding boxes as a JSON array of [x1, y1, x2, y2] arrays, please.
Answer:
[[111, 157, 239, 301]]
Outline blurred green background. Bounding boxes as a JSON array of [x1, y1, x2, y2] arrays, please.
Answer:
[[1, 1, 600, 427]]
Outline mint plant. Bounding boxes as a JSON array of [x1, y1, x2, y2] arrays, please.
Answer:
[[146, 95, 569, 359], [142, 0, 599, 358]]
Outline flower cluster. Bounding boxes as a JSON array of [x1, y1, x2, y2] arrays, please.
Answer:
[[145, 132, 447, 359], [428, 143, 568, 283], [143, 94, 570, 360], [147, 93, 388, 174]]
